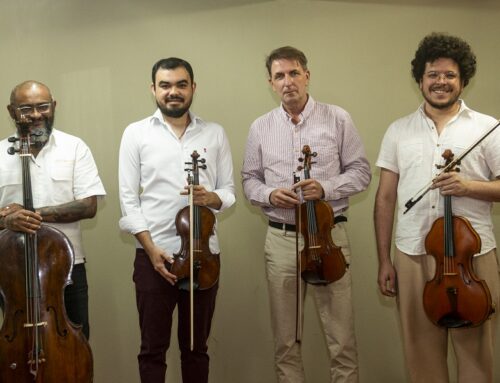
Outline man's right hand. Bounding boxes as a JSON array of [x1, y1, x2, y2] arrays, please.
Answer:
[[146, 245, 177, 286], [1, 204, 42, 234], [378, 261, 397, 297], [270, 188, 300, 209]]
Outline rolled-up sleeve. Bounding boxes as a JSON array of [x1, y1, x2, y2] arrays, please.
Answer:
[[212, 128, 236, 212], [118, 125, 149, 234]]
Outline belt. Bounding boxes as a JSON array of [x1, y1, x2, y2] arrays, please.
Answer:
[[269, 215, 347, 231]]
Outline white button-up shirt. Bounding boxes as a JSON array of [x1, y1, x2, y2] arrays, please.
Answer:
[[118, 109, 235, 255], [376, 101, 500, 255], [0, 129, 106, 263]]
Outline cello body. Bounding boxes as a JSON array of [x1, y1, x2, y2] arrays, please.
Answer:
[[0, 226, 93, 382]]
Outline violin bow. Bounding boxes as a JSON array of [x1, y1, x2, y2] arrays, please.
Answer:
[[294, 171, 302, 343], [404, 119, 500, 214], [187, 172, 195, 351]]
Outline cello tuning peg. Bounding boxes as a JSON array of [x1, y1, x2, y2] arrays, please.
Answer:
[[312, 152, 318, 157], [8, 136, 18, 143], [7, 147, 17, 155], [200, 164, 207, 170], [199, 158, 206, 164], [297, 165, 304, 171], [298, 157, 304, 163]]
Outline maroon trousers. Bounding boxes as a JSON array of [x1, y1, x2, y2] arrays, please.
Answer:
[[133, 250, 218, 383]]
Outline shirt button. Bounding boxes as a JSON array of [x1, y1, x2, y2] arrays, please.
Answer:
[[431, 205, 435, 209]]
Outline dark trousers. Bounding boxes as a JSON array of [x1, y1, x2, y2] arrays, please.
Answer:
[[134, 250, 218, 383], [65, 263, 90, 340], [0, 263, 89, 340]]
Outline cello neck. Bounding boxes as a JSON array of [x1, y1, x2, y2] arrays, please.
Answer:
[[19, 133, 35, 212]]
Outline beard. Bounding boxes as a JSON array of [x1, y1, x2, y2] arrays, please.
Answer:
[[421, 86, 461, 110], [26, 116, 54, 147], [157, 96, 192, 118]]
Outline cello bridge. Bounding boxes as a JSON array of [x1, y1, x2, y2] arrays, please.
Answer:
[[24, 321, 48, 328]]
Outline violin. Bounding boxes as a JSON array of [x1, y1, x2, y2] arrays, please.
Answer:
[[423, 149, 493, 328], [171, 150, 220, 291], [0, 124, 93, 382], [296, 145, 347, 285]]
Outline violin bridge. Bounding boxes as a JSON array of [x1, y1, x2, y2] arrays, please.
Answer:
[[23, 321, 48, 328]]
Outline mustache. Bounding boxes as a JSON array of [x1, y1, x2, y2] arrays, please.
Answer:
[[166, 96, 184, 102]]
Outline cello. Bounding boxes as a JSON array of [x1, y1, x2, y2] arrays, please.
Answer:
[[0, 123, 93, 382], [423, 149, 493, 328], [296, 145, 347, 285]]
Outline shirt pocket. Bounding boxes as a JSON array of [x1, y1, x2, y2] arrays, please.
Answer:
[[398, 140, 423, 170], [0, 169, 22, 204], [48, 160, 75, 202], [0, 169, 21, 187]]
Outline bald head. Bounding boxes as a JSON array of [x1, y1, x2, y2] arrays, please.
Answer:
[[10, 81, 53, 105]]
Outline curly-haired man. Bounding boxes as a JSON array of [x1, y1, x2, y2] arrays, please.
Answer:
[[374, 33, 500, 382]]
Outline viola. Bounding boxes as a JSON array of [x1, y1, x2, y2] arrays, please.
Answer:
[[296, 145, 346, 285], [170, 150, 220, 291], [0, 124, 93, 382], [423, 149, 493, 328]]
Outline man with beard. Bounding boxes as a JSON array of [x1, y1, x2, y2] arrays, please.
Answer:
[[118, 57, 235, 383], [0, 80, 106, 339], [374, 33, 500, 382]]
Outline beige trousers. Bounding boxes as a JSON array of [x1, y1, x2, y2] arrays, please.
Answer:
[[394, 248, 500, 383], [264, 222, 359, 383]]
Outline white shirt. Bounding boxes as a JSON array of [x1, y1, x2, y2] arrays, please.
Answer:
[[118, 109, 235, 255], [376, 101, 500, 255], [0, 129, 106, 263]]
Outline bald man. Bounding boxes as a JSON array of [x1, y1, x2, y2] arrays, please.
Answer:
[[0, 80, 106, 339]]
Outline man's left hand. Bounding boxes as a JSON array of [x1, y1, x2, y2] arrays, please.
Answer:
[[432, 172, 469, 196], [292, 178, 325, 200]]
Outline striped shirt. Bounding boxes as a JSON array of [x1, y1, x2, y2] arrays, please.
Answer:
[[242, 96, 371, 224]]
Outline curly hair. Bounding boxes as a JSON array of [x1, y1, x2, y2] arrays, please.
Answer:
[[411, 33, 476, 87], [265, 46, 308, 77]]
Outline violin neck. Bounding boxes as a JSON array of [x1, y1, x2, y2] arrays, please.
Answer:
[[302, 167, 319, 234], [443, 195, 454, 258], [191, 171, 201, 240]]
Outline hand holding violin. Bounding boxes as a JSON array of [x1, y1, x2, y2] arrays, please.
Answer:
[[431, 172, 470, 196], [181, 185, 222, 209], [292, 178, 324, 200], [269, 188, 300, 208]]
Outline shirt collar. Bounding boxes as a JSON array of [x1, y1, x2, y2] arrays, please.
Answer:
[[279, 95, 315, 123], [150, 108, 204, 131], [418, 99, 473, 120]]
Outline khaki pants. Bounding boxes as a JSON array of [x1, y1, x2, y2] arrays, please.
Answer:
[[394, 248, 500, 383], [264, 222, 359, 383]]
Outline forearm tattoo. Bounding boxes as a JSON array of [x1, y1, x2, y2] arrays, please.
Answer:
[[38, 197, 97, 223]]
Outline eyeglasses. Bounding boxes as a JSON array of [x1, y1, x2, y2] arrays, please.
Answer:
[[424, 71, 459, 81], [15, 102, 53, 115]]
